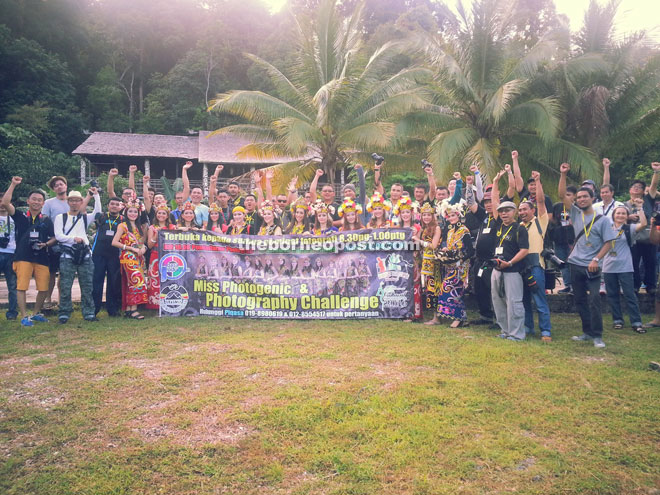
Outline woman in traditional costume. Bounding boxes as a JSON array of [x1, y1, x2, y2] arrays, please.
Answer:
[[112, 200, 148, 319], [338, 198, 364, 231], [146, 204, 175, 309], [285, 198, 310, 235], [366, 192, 391, 229], [257, 200, 283, 236], [308, 200, 338, 235], [413, 202, 441, 315]]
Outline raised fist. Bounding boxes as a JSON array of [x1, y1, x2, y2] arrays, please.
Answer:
[[108, 168, 119, 177], [143, 175, 150, 183], [602, 158, 611, 167], [354, 163, 362, 170], [183, 161, 194, 170], [560, 162, 570, 174], [652, 162, 660, 172], [11, 176, 22, 185], [215, 164, 224, 175], [129, 165, 138, 173], [316, 169, 324, 177], [504, 164, 511, 173], [511, 150, 518, 159], [531, 171, 540, 181], [453, 171, 461, 180], [465, 175, 474, 185], [88, 186, 98, 195], [469, 164, 478, 173]]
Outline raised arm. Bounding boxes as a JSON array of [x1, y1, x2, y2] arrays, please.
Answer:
[[356, 164, 367, 206], [471, 164, 484, 202], [287, 176, 299, 204], [491, 170, 506, 220], [505, 164, 516, 199], [531, 171, 546, 217], [602, 158, 610, 187], [309, 169, 324, 203], [1, 176, 21, 216], [128, 164, 137, 194], [142, 175, 152, 212], [264, 169, 274, 202], [511, 150, 524, 193], [107, 168, 119, 199], [558, 162, 572, 209], [465, 174, 478, 214], [373, 161, 384, 196], [424, 164, 437, 201], [253, 170, 264, 207], [85, 187, 102, 225], [632, 197, 648, 231], [449, 172, 462, 204], [181, 161, 194, 201], [649, 162, 660, 199]]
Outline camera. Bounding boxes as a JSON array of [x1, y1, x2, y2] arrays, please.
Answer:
[[652, 211, 660, 224], [30, 239, 43, 252], [371, 153, 384, 165], [541, 247, 565, 268], [0, 236, 9, 249], [89, 179, 103, 195], [421, 159, 432, 169]]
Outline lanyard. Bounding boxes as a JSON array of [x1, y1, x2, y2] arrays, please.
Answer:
[[603, 201, 615, 217], [582, 212, 596, 240], [485, 216, 492, 229], [611, 228, 624, 249], [107, 215, 119, 229], [497, 224, 514, 247]]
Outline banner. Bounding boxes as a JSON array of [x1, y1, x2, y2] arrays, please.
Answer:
[[157, 228, 415, 319]]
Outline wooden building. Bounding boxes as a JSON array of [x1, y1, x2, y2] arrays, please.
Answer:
[[72, 131, 313, 194]]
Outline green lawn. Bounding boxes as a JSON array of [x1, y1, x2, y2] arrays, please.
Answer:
[[1, 313, 659, 495]]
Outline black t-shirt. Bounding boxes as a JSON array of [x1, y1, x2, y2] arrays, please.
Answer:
[[474, 212, 498, 259], [244, 211, 262, 235], [464, 204, 485, 238], [494, 221, 529, 272], [12, 211, 55, 266], [550, 202, 574, 245], [92, 213, 124, 258]]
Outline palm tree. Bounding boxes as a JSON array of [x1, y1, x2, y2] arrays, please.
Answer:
[[207, 0, 431, 188], [401, 0, 600, 182], [551, 0, 660, 168]]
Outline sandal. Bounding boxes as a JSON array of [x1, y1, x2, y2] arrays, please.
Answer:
[[633, 325, 646, 334], [124, 311, 145, 320], [613, 322, 624, 329]]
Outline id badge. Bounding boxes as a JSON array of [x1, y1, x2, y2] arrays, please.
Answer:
[[29, 231, 39, 239], [477, 268, 484, 278], [495, 247, 504, 255], [561, 220, 570, 227], [106, 230, 115, 237], [482, 228, 491, 234]]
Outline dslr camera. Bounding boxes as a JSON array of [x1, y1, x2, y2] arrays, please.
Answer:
[[0, 234, 9, 249], [371, 153, 385, 165], [541, 247, 565, 268], [421, 159, 432, 169]]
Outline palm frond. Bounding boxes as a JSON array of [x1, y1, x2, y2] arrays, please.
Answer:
[[480, 79, 526, 126], [351, 90, 430, 127], [464, 137, 501, 177], [272, 118, 320, 156], [427, 127, 479, 170], [208, 90, 312, 125], [503, 97, 562, 143], [338, 122, 396, 150], [236, 143, 307, 161], [206, 125, 275, 142]]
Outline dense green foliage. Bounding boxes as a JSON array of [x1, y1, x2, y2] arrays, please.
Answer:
[[0, 0, 658, 192]]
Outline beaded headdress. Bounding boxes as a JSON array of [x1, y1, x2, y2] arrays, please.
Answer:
[[337, 197, 363, 217]]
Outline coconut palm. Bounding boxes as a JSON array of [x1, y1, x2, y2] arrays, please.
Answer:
[[401, 0, 600, 182], [207, 0, 432, 188], [553, 0, 660, 164]]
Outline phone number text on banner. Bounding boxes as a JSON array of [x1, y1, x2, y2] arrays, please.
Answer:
[[157, 228, 415, 319]]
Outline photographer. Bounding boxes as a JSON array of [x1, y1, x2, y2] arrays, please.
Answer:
[[559, 163, 616, 348], [1, 177, 56, 327], [92, 197, 124, 317], [551, 185, 577, 293], [490, 197, 529, 341], [54, 188, 101, 324], [518, 171, 552, 342], [0, 194, 18, 320]]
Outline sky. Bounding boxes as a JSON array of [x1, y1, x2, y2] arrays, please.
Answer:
[[260, 0, 660, 37]]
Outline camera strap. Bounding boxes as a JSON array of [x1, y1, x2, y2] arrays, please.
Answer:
[[569, 214, 602, 255], [62, 213, 87, 236]]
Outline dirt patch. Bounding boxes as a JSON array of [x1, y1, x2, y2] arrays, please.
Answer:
[[132, 415, 255, 447], [6, 377, 66, 410]]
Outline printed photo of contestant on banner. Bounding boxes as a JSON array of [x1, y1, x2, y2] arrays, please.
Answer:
[[157, 229, 415, 319]]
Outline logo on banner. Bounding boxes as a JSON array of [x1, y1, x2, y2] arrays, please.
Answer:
[[160, 254, 187, 281], [376, 253, 410, 281], [378, 284, 409, 308], [160, 284, 189, 313]]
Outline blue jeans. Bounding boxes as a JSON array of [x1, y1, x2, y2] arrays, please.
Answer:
[[555, 243, 571, 287], [604, 272, 642, 326], [0, 252, 18, 319], [523, 265, 552, 336]]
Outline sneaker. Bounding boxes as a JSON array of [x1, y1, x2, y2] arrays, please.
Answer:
[[650, 362, 660, 372], [30, 313, 48, 323], [572, 334, 593, 341], [593, 338, 606, 348], [20, 316, 34, 327], [58, 315, 69, 324], [497, 333, 508, 339], [541, 335, 552, 343], [506, 336, 522, 341], [84, 316, 99, 322]]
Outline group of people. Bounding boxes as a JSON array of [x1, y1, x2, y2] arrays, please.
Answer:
[[2, 153, 659, 348]]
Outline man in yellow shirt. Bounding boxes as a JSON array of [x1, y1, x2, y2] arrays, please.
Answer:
[[518, 171, 552, 342]]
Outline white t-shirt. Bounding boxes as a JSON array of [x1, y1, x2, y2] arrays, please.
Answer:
[[593, 200, 624, 219]]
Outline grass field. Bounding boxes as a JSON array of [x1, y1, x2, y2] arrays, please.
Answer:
[[1, 312, 659, 495]]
